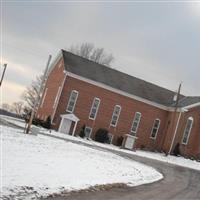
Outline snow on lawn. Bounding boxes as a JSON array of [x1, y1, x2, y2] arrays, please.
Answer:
[[0, 126, 162, 199], [2, 115, 199, 172], [0, 115, 26, 129], [41, 130, 200, 171]]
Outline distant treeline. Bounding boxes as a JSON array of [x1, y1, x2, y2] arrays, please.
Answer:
[[0, 109, 23, 119]]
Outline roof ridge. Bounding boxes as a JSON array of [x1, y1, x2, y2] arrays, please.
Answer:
[[61, 49, 184, 97]]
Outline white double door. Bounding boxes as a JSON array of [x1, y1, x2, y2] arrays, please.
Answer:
[[60, 118, 72, 134]]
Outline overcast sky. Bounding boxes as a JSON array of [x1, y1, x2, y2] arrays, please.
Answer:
[[1, 1, 200, 105]]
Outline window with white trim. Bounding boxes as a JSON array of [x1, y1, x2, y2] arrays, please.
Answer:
[[89, 98, 100, 120], [53, 86, 61, 108], [66, 90, 79, 113], [150, 119, 160, 139], [40, 88, 48, 107], [110, 105, 121, 127], [182, 117, 193, 145], [84, 126, 92, 138], [131, 112, 141, 136]]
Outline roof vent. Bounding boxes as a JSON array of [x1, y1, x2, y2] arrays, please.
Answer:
[[173, 93, 178, 102]]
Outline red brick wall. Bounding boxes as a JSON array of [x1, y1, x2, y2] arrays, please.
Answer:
[[53, 75, 169, 151], [161, 107, 200, 158], [36, 58, 65, 120], [36, 57, 200, 158], [174, 106, 200, 158]]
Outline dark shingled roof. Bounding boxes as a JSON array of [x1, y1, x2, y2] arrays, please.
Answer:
[[62, 50, 199, 108], [176, 96, 200, 107]]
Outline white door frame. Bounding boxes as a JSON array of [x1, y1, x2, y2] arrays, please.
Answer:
[[58, 113, 80, 136]]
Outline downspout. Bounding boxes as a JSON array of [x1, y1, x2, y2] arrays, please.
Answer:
[[168, 111, 182, 155]]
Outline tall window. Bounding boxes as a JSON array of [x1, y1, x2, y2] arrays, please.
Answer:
[[66, 90, 79, 113], [53, 86, 61, 108], [40, 88, 48, 107], [131, 112, 141, 136], [150, 119, 160, 139], [89, 98, 100, 120], [110, 105, 121, 127], [182, 117, 193, 145]]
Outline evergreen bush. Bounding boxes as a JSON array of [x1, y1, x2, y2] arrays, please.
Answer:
[[95, 128, 109, 143]]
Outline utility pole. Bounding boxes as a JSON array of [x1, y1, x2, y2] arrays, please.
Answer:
[[167, 82, 182, 155], [0, 64, 7, 87], [25, 55, 52, 134]]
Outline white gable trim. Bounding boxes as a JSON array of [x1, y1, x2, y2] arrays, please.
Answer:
[[65, 71, 176, 111], [60, 113, 80, 122], [183, 102, 200, 110], [47, 51, 62, 75]]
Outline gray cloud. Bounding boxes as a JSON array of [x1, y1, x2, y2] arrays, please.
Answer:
[[2, 1, 200, 104]]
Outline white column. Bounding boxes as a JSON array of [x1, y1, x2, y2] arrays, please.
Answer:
[[58, 117, 64, 133], [72, 121, 78, 136]]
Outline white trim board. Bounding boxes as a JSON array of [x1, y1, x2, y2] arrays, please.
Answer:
[[184, 102, 200, 110], [65, 71, 176, 111]]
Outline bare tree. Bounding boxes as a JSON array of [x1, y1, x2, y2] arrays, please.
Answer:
[[69, 43, 114, 66], [12, 101, 24, 115], [21, 74, 44, 111]]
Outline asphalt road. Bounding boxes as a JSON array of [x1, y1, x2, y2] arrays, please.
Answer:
[[43, 142, 200, 200], [1, 118, 200, 200]]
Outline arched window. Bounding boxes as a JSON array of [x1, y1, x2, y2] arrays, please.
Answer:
[[66, 90, 79, 113], [130, 112, 141, 136], [110, 105, 121, 127], [182, 117, 194, 145], [150, 119, 160, 139]]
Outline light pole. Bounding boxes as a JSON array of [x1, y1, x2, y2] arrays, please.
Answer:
[[0, 64, 7, 87]]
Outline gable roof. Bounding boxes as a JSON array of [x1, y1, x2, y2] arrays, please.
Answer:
[[176, 96, 200, 108], [61, 50, 199, 108]]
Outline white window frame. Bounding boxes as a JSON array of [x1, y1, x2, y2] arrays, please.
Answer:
[[89, 97, 101, 120], [182, 117, 193, 145], [110, 105, 121, 127], [130, 112, 141, 136], [40, 88, 48, 108], [150, 118, 160, 139], [84, 126, 92, 138], [53, 86, 61, 109], [66, 90, 79, 113]]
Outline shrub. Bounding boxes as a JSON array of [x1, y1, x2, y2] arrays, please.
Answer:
[[173, 143, 180, 156], [32, 118, 44, 126], [116, 136, 124, 146], [43, 116, 52, 129], [95, 128, 109, 143], [79, 125, 86, 138], [140, 145, 145, 150]]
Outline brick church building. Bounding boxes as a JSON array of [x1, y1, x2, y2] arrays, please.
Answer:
[[37, 50, 200, 159]]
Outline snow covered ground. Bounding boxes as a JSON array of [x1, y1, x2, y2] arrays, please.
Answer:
[[0, 115, 26, 128], [1, 115, 199, 172], [0, 125, 162, 199], [39, 130, 200, 171]]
